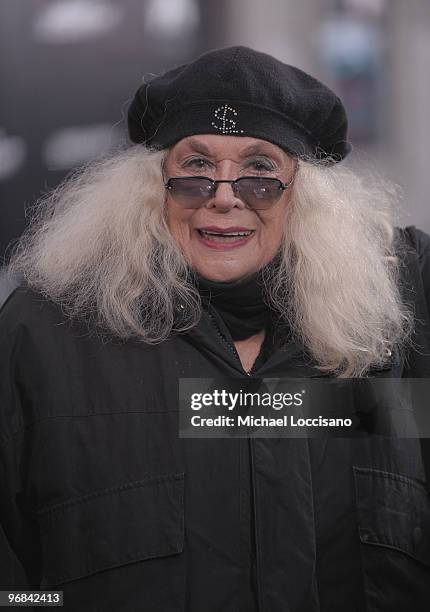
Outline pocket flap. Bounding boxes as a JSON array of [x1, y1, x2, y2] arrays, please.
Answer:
[[353, 467, 430, 567], [37, 473, 184, 586]]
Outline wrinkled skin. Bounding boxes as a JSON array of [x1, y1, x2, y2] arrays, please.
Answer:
[[164, 134, 296, 281]]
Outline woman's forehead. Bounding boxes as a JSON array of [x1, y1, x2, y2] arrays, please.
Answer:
[[169, 134, 289, 160]]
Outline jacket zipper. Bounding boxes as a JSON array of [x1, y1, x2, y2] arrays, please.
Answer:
[[205, 305, 263, 611], [205, 308, 252, 376]]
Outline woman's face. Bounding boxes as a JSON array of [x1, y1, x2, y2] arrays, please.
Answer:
[[164, 134, 296, 281]]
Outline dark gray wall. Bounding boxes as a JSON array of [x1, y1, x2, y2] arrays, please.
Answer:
[[0, 0, 215, 258]]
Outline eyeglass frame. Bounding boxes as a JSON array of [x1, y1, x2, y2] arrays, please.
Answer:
[[163, 159, 299, 209]]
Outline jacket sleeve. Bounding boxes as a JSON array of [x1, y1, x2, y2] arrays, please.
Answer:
[[405, 225, 430, 314], [401, 226, 430, 373], [419, 231, 430, 315], [0, 439, 37, 589], [0, 292, 40, 590]]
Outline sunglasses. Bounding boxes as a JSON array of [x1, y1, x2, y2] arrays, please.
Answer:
[[164, 172, 296, 210]]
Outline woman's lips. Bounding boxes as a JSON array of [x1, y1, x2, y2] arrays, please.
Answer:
[[196, 226, 255, 250]]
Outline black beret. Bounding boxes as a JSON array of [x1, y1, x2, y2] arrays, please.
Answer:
[[128, 45, 351, 162]]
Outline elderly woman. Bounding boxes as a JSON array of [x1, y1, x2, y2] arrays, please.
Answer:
[[0, 46, 429, 611]]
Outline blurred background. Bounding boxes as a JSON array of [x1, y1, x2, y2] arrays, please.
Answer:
[[1, 0, 429, 260]]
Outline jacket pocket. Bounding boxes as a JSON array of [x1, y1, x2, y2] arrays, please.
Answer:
[[353, 466, 430, 611], [37, 472, 184, 587]]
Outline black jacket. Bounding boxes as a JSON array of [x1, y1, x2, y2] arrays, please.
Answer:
[[0, 226, 429, 612]]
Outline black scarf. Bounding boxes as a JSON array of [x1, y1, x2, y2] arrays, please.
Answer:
[[194, 256, 280, 341]]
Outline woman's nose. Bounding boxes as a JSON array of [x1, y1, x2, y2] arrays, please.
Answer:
[[206, 181, 246, 211]]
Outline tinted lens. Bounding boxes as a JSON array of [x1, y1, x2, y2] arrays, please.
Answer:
[[167, 178, 214, 208], [235, 178, 283, 209]]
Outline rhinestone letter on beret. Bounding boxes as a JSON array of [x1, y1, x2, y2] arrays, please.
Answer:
[[211, 105, 244, 134]]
